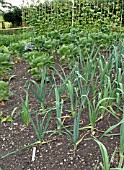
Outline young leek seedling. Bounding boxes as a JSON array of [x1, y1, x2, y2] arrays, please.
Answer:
[[55, 87, 63, 130], [119, 108, 124, 168], [20, 90, 30, 126], [94, 138, 110, 170], [66, 80, 75, 117], [28, 66, 47, 114]]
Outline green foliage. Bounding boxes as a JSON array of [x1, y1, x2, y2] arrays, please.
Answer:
[[9, 40, 29, 57], [120, 110, 124, 154], [23, 0, 123, 35], [0, 81, 9, 101], [25, 51, 54, 80], [20, 90, 30, 126], [3, 7, 22, 27], [55, 86, 63, 130], [0, 1, 124, 166], [0, 111, 13, 123], [27, 66, 47, 113], [0, 31, 32, 46], [94, 138, 110, 170], [0, 46, 14, 80]]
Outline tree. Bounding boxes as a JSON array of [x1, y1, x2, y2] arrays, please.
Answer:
[[3, 7, 22, 27]]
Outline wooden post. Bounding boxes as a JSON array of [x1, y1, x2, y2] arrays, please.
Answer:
[[72, 0, 74, 27], [2, 21, 5, 29]]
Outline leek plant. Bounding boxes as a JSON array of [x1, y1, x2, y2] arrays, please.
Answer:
[[79, 46, 99, 94], [29, 110, 53, 143], [88, 97, 115, 132], [94, 139, 124, 170], [93, 138, 122, 170], [101, 106, 124, 168], [73, 104, 83, 151], [116, 83, 123, 108], [98, 86, 109, 118], [98, 76, 115, 118], [73, 61, 89, 108], [119, 107, 124, 168], [66, 80, 75, 117], [94, 108, 124, 169], [94, 138, 110, 170], [55, 87, 63, 130], [55, 101, 85, 152], [52, 64, 76, 95], [20, 90, 30, 126], [98, 55, 110, 86], [27, 66, 47, 114]]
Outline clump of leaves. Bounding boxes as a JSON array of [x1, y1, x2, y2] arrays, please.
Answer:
[[0, 81, 9, 101], [59, 44, 79, 64], [9, 40, 29, 57], [0, 52, 14, 80], [0, 111, 13, 123], [0, 45, 9, 53], [24, 51, 54, 80], [0, 52, 10, 62]]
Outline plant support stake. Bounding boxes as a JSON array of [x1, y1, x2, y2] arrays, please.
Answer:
[[32, 147, 36, 162], [72, 0, 74, 27]]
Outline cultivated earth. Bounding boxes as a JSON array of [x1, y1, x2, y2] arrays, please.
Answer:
[[0, 59, 121, 170]]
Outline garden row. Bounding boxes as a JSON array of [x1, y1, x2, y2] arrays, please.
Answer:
[[1, 28, 124, 81]]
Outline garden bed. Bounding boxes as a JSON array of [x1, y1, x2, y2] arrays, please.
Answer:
[[0, 57, 123, 170]]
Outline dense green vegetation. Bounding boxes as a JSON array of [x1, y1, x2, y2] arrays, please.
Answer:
[[23, 0, 124, 32], [0, 0, 124, 169], [3, 7, 22, 27]]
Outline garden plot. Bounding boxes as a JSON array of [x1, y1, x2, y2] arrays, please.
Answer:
[[0, 35, 124, 169]]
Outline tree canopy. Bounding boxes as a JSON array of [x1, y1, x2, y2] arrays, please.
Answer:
[[0, 0, 22, 27], [3, 7, 22, 27]]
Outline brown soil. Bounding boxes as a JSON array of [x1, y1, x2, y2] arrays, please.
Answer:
[[0, 60, 122, 170]]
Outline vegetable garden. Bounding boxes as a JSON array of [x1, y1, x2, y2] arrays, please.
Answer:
[[0, 0, 124, 169]]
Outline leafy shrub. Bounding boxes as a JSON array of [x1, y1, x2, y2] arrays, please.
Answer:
[[3, 7, 22, 27]]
